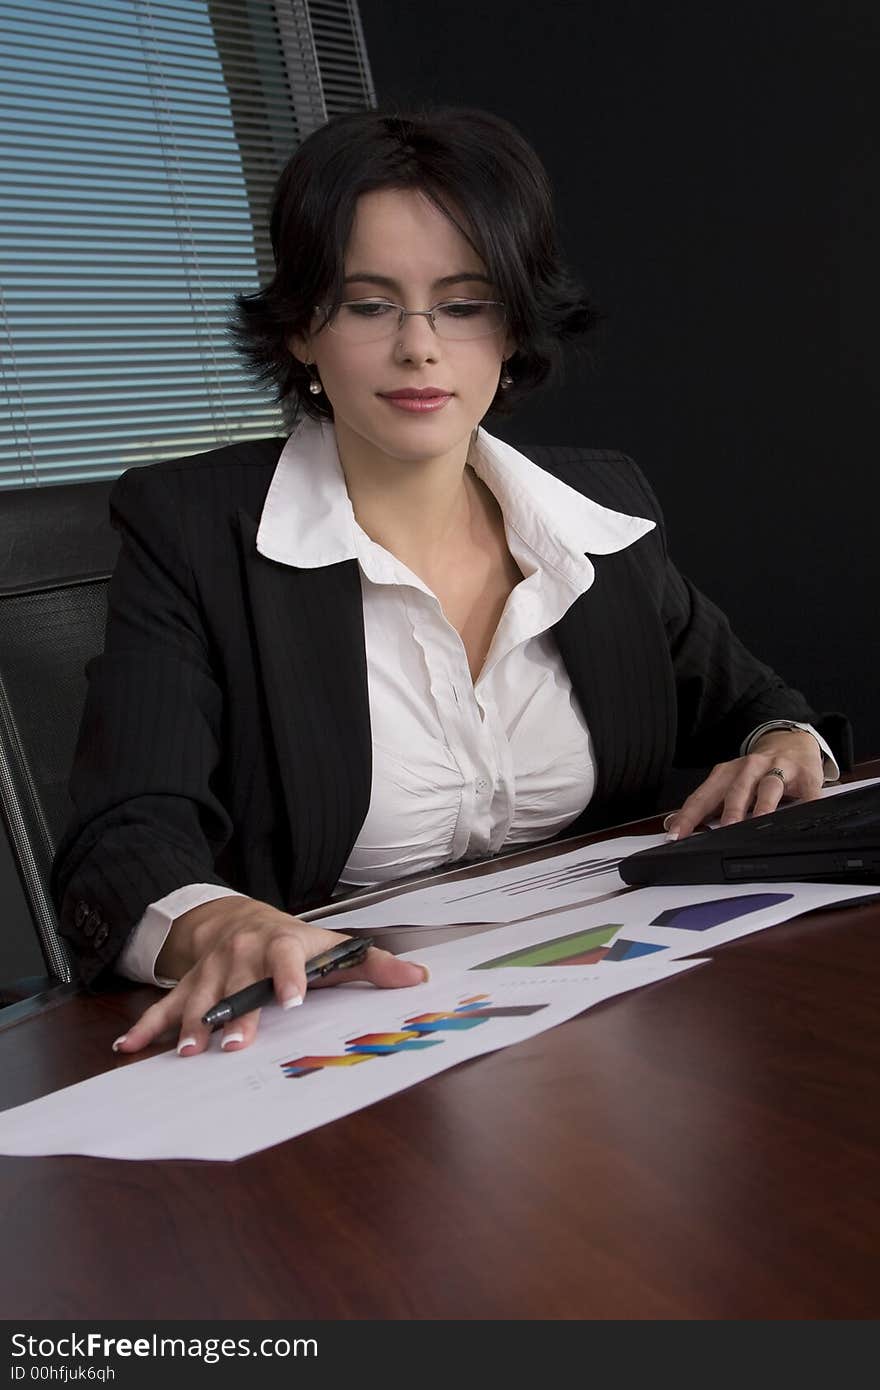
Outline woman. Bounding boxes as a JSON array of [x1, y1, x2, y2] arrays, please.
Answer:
[[52, 106, 844, 1058]]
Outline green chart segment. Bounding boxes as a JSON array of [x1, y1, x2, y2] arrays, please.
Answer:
[[471, 926, 665, 970]]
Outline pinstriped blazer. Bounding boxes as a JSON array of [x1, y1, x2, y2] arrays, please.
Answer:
[[51, 438, 849, 984]]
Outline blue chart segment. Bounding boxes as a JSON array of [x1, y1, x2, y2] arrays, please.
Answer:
[[650, 893, 794, 931], [604, 939, 666, 961]]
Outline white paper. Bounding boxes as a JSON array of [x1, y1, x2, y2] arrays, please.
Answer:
[[407, 878, 879, 977], [0, 956, 703, 1161], [313, 834, 665, 929], [815, 775, 880, 798]]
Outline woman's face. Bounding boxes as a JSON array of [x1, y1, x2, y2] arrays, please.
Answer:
[[292, 187, 512, 469]]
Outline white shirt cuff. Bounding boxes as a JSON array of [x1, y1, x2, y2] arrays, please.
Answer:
[[116, 884, 246, 987], [741, 720, 840, 784]]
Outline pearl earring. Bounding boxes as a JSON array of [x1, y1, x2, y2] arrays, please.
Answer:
[[500, 366, 513, 389], [306, 362, 323, 395]]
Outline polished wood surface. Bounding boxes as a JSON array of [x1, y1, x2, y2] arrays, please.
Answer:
[[2, 765, 879, 1320]]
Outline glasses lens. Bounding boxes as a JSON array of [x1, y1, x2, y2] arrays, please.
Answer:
[[326, 300, 505, 342], [433, 301, 506, 340]]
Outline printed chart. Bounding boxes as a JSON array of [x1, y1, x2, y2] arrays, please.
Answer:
[[471, 926, 665, 969], [648, 893, 793, 931], [281, 994, 548, 1077], [0, 961, 702, 1159]]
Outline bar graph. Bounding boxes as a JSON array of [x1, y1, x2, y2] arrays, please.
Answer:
[[470, 927, 665, 969], [649, 893, 793, 931], [280, 995, 548, 1078]]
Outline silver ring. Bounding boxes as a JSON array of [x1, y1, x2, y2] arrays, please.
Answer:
[[764, 766, 786, 786]]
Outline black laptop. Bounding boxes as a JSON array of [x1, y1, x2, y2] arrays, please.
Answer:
[[619, 782, 880, 886]]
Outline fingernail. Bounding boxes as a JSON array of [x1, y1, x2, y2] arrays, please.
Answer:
[[220, 1031, 245, 1050], [111, 1034, 128, 1052], [177, 1036, 198, 1056], [414, 963, 431, 982], [281, 991, 303, 1010], [665, 830, 680, 842]]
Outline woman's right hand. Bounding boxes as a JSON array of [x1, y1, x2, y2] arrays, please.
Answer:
[[110, 896, 428, 1058]]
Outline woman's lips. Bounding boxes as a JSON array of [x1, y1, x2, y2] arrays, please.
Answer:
[[378, 392, 453, 412]]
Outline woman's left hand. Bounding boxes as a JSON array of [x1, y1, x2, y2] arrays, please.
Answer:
[[663, 729, 826, 840]]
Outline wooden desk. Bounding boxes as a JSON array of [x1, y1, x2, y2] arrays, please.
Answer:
[[2, 767, 879, 1320]]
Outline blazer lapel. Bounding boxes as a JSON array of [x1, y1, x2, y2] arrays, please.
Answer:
[[237, 510, 372, 910], [553, 548, 676, 829]]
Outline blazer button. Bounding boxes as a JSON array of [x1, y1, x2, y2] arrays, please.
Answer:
[[84, 910, 102, 938], [93, 923, 110, 949], [74, 901, 89, 928]]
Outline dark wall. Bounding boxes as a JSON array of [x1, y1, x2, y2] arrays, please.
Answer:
[[358, 0, 879, 758]]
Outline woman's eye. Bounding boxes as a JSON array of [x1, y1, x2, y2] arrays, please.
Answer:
[[345, 301, 395, 317], [437, 301, 487, 318]]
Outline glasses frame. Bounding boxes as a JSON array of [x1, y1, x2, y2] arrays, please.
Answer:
[[314, 298, 507, 342]]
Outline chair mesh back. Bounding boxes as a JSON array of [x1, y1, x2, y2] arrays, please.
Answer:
[[0, 579, 109, 981]]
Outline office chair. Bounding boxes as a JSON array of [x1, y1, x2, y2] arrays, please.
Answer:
[[0, 479, 118, 1000]]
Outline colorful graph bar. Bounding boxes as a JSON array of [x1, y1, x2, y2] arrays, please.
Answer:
[[650, 893, 793, 931], [603, 939, 666, 962], [280, 995, 547, 1078], [471, 925, 621, 970]]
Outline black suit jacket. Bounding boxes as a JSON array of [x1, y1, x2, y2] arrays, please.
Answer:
[[51, 438, 850, 983]]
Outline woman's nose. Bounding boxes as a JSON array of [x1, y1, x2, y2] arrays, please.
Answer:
[[393, 310, 439, 363]]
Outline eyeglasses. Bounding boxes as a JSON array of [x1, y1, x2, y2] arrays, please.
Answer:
[[315, 299, 506, 343]]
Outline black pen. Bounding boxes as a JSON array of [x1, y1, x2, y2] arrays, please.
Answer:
[[201, 935, 375, 1027]]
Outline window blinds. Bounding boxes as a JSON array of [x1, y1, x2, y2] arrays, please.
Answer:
[[0, 0, 375, 487]]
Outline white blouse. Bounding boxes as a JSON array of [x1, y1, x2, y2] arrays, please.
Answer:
[[262, 419, 655, 883]]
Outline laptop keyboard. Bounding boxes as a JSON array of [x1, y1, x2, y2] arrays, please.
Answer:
[[752, 787, 880, 837]]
